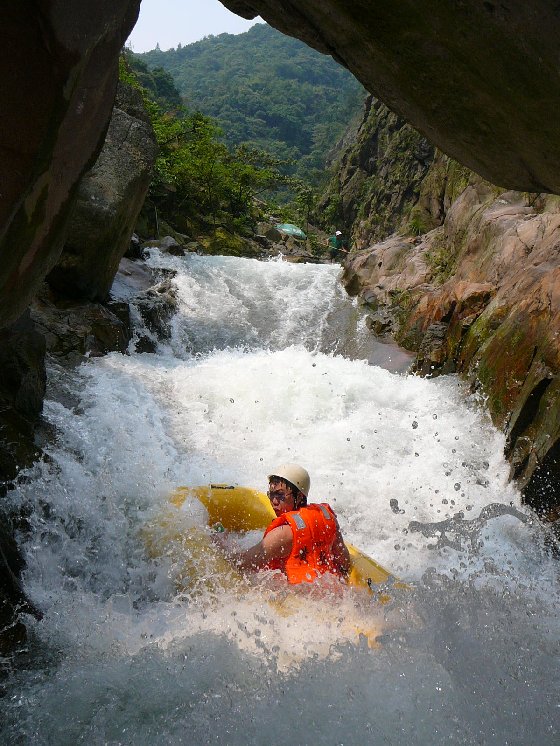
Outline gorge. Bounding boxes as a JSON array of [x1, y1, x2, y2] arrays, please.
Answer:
[[1, 1, 560, 723]]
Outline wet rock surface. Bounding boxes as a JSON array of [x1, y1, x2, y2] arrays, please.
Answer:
[[30, 285, 131, 365], [134, 280, 179, 343], [0, 255, 182, 651], [0, 313, 46, 488], [2, 0, 560, 650], [0, 515, 34, 655], [0, 313, 47, 653], [0, 0, 141, 329], [4, 0, 560, 333]]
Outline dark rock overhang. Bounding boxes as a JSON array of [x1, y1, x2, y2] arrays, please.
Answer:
[[221, 1, 560, 195]]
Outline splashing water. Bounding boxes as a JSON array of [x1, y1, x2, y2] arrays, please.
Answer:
[[2, 252, 558, 744]]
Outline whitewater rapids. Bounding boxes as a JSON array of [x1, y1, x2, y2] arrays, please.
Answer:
[[1, 252, 558, 744]]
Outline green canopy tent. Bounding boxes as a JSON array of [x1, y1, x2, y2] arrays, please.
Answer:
[[275, 223, 307, 240]]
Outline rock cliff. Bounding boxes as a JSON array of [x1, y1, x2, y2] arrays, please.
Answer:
[[2, 0, 560, 646], [4, 1, 560, 342], [48, 82, 157, 301], [318, 95, 436, 246], [342, 171, 560, 516], [0, 77, 155, 482], [0, 0, 141, 330]]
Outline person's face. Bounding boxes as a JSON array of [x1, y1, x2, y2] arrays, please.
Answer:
[[267, 479, 296, 516]]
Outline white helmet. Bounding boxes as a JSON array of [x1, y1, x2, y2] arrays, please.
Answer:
[[268, 463, 310, 497]]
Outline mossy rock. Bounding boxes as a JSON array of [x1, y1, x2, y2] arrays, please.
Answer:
[[468, 309, 544, 427], [460, 304, 508, 365], [156, 220, 191, 245], [201, 228, 262, 258]]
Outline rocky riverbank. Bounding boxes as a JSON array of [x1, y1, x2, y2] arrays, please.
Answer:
[[342, 179, 560, 518]]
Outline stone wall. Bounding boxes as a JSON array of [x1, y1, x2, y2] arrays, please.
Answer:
[[47, 82, 157, 301]]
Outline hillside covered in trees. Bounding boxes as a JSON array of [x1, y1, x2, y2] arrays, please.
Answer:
[[134, 23, 365, 187], [120, 53, 291, 244]]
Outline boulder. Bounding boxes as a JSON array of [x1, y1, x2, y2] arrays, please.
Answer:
[[47, 82, 157, 301], [125, 233, 144, 261], [201, 228, 264, 258], [253, 235, 272, 250], [134, 280, 178, 341], [159, 236, 185, 256], [260, 224, 283, 242], [111, 257, 157, 299], [30, 285, 131, 365]]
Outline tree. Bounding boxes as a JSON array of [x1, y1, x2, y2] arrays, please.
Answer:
[[120, 53, 288, 234], [291, 181, 317, 233], [135, 23, 365, 191]]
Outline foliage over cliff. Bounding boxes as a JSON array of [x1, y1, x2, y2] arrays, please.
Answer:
[[134, 23, 364, 187]]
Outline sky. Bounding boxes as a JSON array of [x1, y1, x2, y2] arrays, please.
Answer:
[[127, 0, 263, 53]]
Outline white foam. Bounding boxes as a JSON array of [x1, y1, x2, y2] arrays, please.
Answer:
[[3, 252, 558, 744]]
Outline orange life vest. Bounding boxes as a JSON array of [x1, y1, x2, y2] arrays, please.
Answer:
[[263, 503, 344, 584]]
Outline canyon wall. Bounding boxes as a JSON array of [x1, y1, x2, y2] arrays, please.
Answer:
[[341, 160, 560, 516], [0, 1, 141, 331], [2, 0, 560, 644], [4, 1, 560, 343]]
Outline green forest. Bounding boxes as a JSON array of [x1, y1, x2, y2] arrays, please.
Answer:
[[120, 53, 290, 241], [134, 23, 365, 187]]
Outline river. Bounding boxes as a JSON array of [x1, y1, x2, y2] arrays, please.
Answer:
[[2, 251, 559, 744]]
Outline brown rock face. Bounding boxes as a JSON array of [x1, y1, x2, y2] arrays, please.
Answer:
[[343, 188, 560, 514], [221, 1, 560, 194], [0, 0, 141, 329]]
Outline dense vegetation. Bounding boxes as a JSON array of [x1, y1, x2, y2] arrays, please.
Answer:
[[120, 54, 287, 238], [134, 23, 365, 188]]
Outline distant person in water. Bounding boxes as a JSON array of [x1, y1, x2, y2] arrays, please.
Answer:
[[223, 464, 350, 584], [328, 230, 349, 262]]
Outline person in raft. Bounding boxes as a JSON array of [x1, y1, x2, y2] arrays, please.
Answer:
[[226, 464, 351, 584]]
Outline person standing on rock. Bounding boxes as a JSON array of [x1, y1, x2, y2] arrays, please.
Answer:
[[328, 230, 349, 262]]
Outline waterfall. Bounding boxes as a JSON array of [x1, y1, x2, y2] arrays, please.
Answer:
[[2, 251, 558, 744]]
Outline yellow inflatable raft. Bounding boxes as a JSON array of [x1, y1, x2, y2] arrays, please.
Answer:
[[146, 484, 405, 600]]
